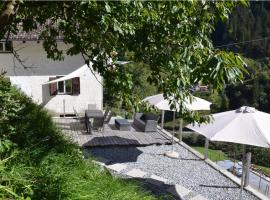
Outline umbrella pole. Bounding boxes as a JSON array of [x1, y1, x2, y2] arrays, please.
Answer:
[[164, 110, 179, 159], [161, 110, 165, 129], [240, 145, 246, 198], [171, 111, 176, 152], [178, 118, 183, 142], [244, 152, 252, 187], [204, 138, 209, 159]]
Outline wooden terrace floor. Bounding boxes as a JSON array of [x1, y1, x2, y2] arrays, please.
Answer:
[[53, 117, 172, 147]]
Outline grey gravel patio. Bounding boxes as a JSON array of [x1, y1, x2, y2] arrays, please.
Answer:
[[85, 145, 259, 200]]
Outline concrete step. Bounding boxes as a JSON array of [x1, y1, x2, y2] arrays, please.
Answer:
[[126, 168, 147, 178], [146, 174, 168, 186], [167, 184, 191, 198], [106, 163, 127, 172]]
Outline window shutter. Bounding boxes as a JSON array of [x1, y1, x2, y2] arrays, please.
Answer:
[[72, 77, 80, 95], [49, 77, 57, 96]]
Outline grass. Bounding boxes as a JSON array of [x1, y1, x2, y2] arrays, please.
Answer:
[[253, 165, 270, 177], [31, 153, 160, 200], [192, 146, 270, 177], [192, 146, 229, 161]]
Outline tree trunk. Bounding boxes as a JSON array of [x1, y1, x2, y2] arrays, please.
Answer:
[[0, 0, 19, 34]]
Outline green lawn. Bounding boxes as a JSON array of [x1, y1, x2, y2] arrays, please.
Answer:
[[253, 165, 270, 176], [192, 146, 270, 177], [192, 146, 229, 161]]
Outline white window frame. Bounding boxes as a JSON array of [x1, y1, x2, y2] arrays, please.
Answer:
[[57, 78, 72, 95]]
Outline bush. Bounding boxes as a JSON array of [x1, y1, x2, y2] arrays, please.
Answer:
[[0, 76, 159, 200]]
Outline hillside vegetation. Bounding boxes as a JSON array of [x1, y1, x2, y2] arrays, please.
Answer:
[[213, 1, 270, 58], [0, 76, 159, 200]]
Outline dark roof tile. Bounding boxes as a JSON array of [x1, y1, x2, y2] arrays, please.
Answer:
[[7, 24, 63, 41]]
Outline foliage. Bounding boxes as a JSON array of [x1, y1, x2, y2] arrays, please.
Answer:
[[0, 1, 247, 124], [104, 60, 157, 114], [0, 76, 161, 200], [213, 1, 270, 58], [125, 62, 157, 100], [224, 58, 270, 112]]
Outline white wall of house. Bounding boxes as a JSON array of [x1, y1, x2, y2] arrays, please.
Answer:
[[9, 71, 102, 115], [1, 41, 103, 115]]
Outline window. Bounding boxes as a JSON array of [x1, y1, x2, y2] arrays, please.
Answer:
[[65, 79, 72, 93], [57, 79, 72, 94], [49, 77, 80, 96], [57, 81, 65, 94], [0, 41, 12, 53]]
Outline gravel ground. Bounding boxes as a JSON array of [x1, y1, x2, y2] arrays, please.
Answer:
[[84, 144, 259, 200]]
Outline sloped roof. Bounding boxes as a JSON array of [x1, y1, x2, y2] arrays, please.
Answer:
[[6, 24, 63, 41], [1, 42, 85, 76]]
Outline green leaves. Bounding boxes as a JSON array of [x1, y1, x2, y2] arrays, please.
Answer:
[[2, 1, 248, 123], [105, 2, 111, 13]]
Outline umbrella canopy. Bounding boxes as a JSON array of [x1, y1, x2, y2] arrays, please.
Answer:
[[187, 106, 270, 148], [143, 93, 212, 111]]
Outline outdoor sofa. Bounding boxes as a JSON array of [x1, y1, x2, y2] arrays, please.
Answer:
[[133, 113, 159, 132]]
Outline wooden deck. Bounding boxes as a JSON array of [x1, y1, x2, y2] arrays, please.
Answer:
[[53, 117, 172, 147]]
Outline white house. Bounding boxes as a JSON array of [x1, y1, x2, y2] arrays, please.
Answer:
[[0, 32, 103, 116]]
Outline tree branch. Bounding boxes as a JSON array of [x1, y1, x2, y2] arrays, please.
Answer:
[[81, 52, 103, 86], [0, 0, 19, 32]]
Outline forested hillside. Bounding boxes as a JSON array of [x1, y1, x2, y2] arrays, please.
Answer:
[[213, 1, 270, 59], [207, 2, 270, 113]]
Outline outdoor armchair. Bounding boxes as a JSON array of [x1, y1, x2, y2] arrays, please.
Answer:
[[133, 113, 159, 132]]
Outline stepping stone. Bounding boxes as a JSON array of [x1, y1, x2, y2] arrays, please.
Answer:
[[167, 184, 191, 198], [146, 174, 167, 186], [106, 163, 126, 172], [92, 160, 106, 167], [95, 156, 111, 165], [126, 169, 147, 178], [191, 195, 208, 200]]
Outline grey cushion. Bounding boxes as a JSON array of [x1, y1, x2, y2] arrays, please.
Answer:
[[134, 112, 159, 132], [140, 113, 159, 122]]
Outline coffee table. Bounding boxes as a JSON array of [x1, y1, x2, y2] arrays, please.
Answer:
[[115, 119, 131, 131]]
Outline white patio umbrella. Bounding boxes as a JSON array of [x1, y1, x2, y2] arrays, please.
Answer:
[[143, 93, 211, 158], [187, 106, 270, 148], [186, 106, 270, 195], [143, 93, 212, 112], [143, 93, 211, 130]]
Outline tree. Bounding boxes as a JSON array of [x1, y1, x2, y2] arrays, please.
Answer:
[[225, 58, 270, 113], [212, 1, 270, 58], [0, 1, 247, 123]]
